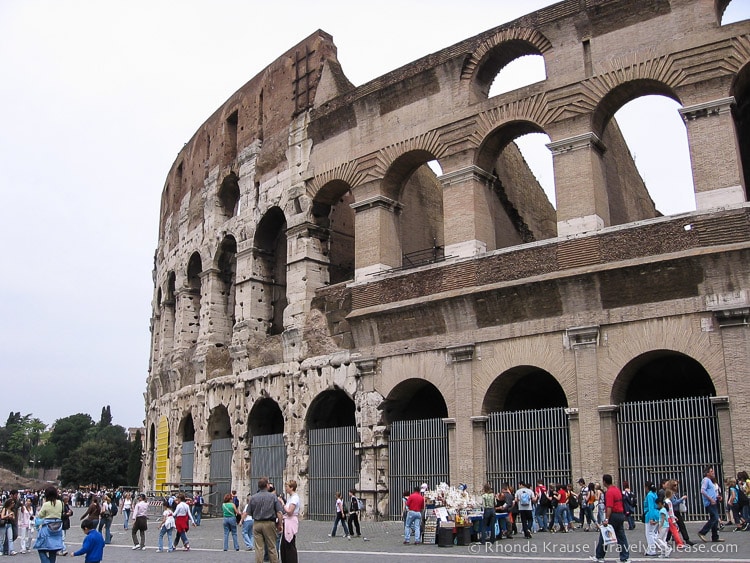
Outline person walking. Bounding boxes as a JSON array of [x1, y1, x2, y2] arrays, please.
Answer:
[[514, 482, 536, 539], [34, 486, 64, 563], [621, 481, 636, 531], [589, 473, 630, 563], [668, 479, 694, 545], [534, 480, 551, 533], [97, 496, 113, 545], [78, 498, 100, 534], [121, 493, 132, 530], [130, 493, 149, 550], [192, 491, 203, 526], [156, 499, 175, 553], [643, 481, 660, 556], [60, 494, 74, 556], [329, 492, 350, 539], [1, 498, 17, 556], [247, 477, 283, 563], [19, 498, 33, 554], [241, 494, 255, 551], [71, 519, 104, 563], [347, 489, 362, 538], [222, 493, 240, 551], [403, 486, 425, 545], [281, 480, 300, 563], [697, 466, 725, 543], [172, 493, 195, 551]]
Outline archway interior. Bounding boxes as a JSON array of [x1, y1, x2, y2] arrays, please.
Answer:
[[207, 405, 232, 439], [488, 53, 546, 98], [217, 235, 237, 330], [483, 366, 567, 413], [181, 414, 195, 442], [380, 379, 448, 424], [312, 181, 355, 284], [218, 172, 240, 218], [254, 207, 287, 335], [306, 388, 355, 430], [248, 397, 284, 437], [616, 351, 716, 403]]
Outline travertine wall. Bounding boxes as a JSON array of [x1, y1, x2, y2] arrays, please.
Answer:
[[144, 0, 750, 517]]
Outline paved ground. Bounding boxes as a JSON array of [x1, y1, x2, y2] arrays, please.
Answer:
[[18, 517, 750, 562]]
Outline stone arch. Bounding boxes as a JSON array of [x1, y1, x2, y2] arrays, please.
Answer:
[[253, 207, 287, 335], [611, 350, 716, 405], [482, 365, 568, 414], [207, 404, 232, 440], [381, 149, 445, 263], [148, 377, 160, 402], [462, 27, 552, 102], [216, 234, 237, 338], [248, 397, 284, 439], [716, 0, 732, 23], [380, 378, 448, 425], [184, 252, 203, 346], [312, 180, 355, 284], [179, 412, 196, 442], [306, 387, 356, 430], [731, 61, 750, 197], [218, 172, 240, 219]]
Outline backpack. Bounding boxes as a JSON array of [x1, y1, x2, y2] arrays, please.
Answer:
[[520, 490, 531, 505], [110, 502, 118, 517], [538, 489, 551, 507], [357, 497, 365, 511], [737, 485, 749, 508], [568, 492, 579, 510]]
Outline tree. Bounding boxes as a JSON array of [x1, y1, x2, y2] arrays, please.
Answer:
[[98, 406, 112, 429], [49, 414, 94, 466], [126, 429, 143, 486], [60, 438, 129, 487]]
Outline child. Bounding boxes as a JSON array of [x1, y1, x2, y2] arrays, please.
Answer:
[[655, 499, 672, 558], [157, 499, 175, 552], [71, 519, 105, 563], [18, 499, 32, 553]]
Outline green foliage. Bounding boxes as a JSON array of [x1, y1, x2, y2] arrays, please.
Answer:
[[30, 442, 57, 469], [126, 429, 143, 486], [0, 451, 25, 474], [98, 406, 113, 428], [60, 436, 129, 487], [49, 413, 94, 466]]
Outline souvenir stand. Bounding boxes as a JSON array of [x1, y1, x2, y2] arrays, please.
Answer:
[[422, 483, 483, 546]]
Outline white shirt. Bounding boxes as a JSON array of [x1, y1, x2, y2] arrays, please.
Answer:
[[286, 493, 300, 516]]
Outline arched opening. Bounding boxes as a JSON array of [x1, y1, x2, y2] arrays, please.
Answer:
[[382, 151, 445, 269], [384, 379, 449, 518], [613, 351, 721, 517], [208, 405, 232, 513], [254, 207, 287, 335], [218, 172, 241, 219], [732, 63, 750, 199], [476, 121, 558, 248], [306, 389, 359, 520], [248, 398, 286, 495], [186, 253, 202, 345], [148, 423, 156, 484], [592, 81, 691, 224], [163, 272, 176, 354], [719, 0, 750, 25], [483, 367, 571, 492], [217, 235, 237, 341], [488, 53, 547, 98], [312, 181, 355, 284], [155, 416, 170, 493], [179, 413, 195, 484]]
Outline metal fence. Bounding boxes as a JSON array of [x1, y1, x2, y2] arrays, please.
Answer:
[[307, 426, 359, 520], [485, 407, 572, 491], [181, 441, 194, 483], [617, 396, 723, 518], [250, 433, 286, 496], [209, 437, 233, 515], [388, 418, 449, 519]]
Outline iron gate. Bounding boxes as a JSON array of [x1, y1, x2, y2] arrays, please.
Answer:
[[210, 437, 233, 515], [250, 433, 286, 495], [388, 418, 449, 519], [307, 426, 359, 520], [617, 396, 723, 518], [181, 440, 194, 483], [486, 407, 572, 490]]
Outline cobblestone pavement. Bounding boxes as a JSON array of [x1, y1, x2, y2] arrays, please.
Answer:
[[19, 517, 750, 562]]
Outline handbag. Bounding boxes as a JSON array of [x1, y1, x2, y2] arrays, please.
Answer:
[[600, 524, 618, 546]]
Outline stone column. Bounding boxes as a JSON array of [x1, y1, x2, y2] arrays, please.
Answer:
[[471, 416, 488, 490], [447, 344, 475, 486], [597, 405, 619, 480], [566, 325, 601, 479], [439, 166, 496, 258], [173, 287, 201, 351], [351, 195, 402, 280], [547, 133, 609, 237], [160, 297, 176, 358], [198, 268, 233, 347], [285, 222, 329, 329], [679, 97, 744, 210]]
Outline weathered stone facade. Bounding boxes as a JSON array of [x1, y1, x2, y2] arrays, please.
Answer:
[[144, 0, 750, 519]]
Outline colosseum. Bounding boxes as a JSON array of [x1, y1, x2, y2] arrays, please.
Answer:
[[143, 0, 750, 520]]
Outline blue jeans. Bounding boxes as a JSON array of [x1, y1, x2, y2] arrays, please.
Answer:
[[98, 515, 112, 544], [158, 526, 173, 551], [481, 508, 495, 542], [698, 503, 720, 540], [535, 506, 549, 531], [192, 506, 202, 526], [331, 512, 349, 537], [404, 510, 422, 543], [223, 517, 239, 550], [37, 551, 58, 563], [242, 519, 254, 549], [123, 508, 131, 529]]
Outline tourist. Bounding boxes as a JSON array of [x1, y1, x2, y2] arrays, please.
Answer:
[[642, 481, 660, 556], [534, 480, 550, 533], [156, 499, 175, 552], [329, 491, 350, 539], [97, 496, 113, 544], [70, 519, 104, 563], [697, 466, 725, 543], [19, 498, 33, 553], [78, 498, 100, 532], [668, 479, 693, 545], [221, 493, 240, 551], [171, 493, 195, 551], [61, 494, 74, 555], [589, 473, 629, 563], [35, 486, 64, 563], [1, 498, 16, 555], [480, 483, 495, 543], [247, 477, 283, 563], [281, 480, 300, 563], [121, 492, 132, 530], [347, 489, 362, 538], [403, 485, 424, 545], [621, 481, 635, 531], [192, 491, 203, 526], [514, 482, 536, 539], [130, 493, 149, 550]]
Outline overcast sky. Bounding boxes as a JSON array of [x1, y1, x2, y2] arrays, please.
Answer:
[[1, 1, 748, 431]]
